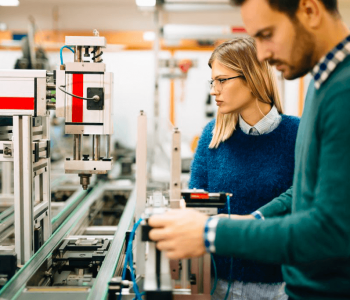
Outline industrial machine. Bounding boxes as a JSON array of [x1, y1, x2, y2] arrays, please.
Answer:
[[108, 112, 230, 300], [0, 31, 223, 300], [56, 30, 113, 190], [0, 30, 113, 268]]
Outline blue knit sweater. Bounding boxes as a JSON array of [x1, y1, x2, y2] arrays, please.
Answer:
[[189, 115, 300, 283]]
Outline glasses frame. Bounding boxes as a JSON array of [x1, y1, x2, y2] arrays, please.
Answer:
[[209, 75, 243, 92]]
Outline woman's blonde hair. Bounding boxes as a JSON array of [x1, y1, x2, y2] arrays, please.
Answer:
[[208, 37, 283, 148]]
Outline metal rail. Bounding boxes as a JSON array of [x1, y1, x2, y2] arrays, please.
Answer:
[[88, 188, 136, 300], [51, 189, 87, 232], [0, 209, 14, 242], [0, 181, 108, 299], [0, 206, 14, 223], [0, 184, 87, 241]]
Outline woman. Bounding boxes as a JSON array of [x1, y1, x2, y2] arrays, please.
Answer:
[[189, 38, 299, 300]]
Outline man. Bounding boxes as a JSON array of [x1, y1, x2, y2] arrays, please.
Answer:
[[149, 0, 350, 299]]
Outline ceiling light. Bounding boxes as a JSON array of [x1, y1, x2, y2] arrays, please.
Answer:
[[136, 0, 156, 6], [0, 0, 19, 6]]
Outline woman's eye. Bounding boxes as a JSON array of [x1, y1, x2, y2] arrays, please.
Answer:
[[262, 33, 272, 40], [218, 79, 226, 83]]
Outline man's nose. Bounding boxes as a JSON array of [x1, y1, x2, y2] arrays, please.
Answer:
[[256, 41, 272, 62]]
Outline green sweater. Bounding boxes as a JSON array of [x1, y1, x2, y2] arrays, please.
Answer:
[[215, 56, 350, 300]]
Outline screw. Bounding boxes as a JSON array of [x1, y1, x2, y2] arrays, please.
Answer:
[[4, 147, 11, 156]]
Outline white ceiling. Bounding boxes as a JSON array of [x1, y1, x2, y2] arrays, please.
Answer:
[[18, 0, 132, 3], [1, 0, 350, 32], [15, 0, 350, 5]]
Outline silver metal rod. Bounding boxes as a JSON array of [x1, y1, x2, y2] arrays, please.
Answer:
[[73, 134, 81, 160], [170, 127, 181, 208], [106, 135, 111, 158], [74, 46, 82, 62], [93, 135, 100, 161], [135, 111, 147, 277], [181, 259, 189, 289]]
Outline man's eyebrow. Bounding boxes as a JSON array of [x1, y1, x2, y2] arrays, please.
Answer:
[[252, 26, 274, 38]]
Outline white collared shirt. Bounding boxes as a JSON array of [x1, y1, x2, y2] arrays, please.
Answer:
[[239, 105, 282, 136]]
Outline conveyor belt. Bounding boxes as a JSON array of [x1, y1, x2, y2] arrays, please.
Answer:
[[88, 187, 136, 300], [0, 186, 87, 243], [51, 189, 87, 232], [0, 175, 82, 238], [0, 181, 108, 299]]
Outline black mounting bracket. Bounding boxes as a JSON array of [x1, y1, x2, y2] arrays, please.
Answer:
[[87, 87, 104, 110]]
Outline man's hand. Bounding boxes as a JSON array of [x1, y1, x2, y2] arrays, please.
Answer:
[[148, 209, 209, 260], [217, 214, 255, 220]]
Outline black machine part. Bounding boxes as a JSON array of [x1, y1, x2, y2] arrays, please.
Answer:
[[87, 87, 104, 110], [0, 249, 17, 286], [181, 190, 228, 208]]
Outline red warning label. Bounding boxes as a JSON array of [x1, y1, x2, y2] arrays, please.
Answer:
[[190, 193, 209, 200]]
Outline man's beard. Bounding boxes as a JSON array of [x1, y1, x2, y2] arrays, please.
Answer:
[[269, 20, 317, 80]]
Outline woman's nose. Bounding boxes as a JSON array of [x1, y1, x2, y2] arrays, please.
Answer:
[[210, 85, 218, 96]]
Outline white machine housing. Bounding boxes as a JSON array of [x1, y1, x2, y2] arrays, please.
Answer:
[[56, 35, 114, 175]]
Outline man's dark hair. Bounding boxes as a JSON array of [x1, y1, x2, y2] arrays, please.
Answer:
[[232, 0, 338, 17]]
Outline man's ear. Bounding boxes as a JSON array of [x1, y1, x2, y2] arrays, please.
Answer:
[[296, 0, 322, 29]]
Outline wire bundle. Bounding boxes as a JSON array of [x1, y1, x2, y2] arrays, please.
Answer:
[[119, 217, 144, 300], [60, 45, 75, 65]]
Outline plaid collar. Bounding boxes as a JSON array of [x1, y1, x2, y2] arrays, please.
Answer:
[[311, 35, 350, 90]]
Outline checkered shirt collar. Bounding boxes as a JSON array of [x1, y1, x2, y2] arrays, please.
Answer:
[[311, 35, 350, 90]]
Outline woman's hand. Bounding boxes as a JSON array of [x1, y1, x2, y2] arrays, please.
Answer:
[[217, 214, 255, 220]]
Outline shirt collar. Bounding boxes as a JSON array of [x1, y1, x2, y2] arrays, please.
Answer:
[[311, 35, 350, 90], [239, 105, 280, 135]]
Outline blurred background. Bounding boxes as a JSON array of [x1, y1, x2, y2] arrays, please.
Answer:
[[1, 0, 349, 163]]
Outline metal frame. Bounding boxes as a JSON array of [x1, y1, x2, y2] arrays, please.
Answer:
[[12, 115, 52, 264], [0, 161, 13, 206], [0, 182, 135, 300], [135, 111, 147, 277]]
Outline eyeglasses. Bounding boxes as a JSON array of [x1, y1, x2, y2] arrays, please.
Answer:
[[208, 76, 243, 93]]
